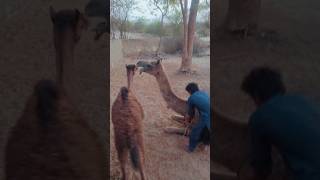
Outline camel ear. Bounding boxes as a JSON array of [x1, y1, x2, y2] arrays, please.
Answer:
[[49, 6, 56, 22]]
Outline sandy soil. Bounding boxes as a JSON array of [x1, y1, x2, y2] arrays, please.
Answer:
[[0, 0, 107, 179], [110, 52, 210, 180]]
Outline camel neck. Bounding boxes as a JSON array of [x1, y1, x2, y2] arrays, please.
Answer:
[[127, 72, 133, 90], [54, 30, 75, 89], [154, 65, 188, 115]]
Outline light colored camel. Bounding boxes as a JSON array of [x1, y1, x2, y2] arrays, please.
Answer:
[[84, 0, 108, 40], [136, 59, 286, 179], [5, 7, 106, 180], [112, 64, 146, 180]]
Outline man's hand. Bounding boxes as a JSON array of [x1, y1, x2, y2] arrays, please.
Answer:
[[184, 114, 192, 125]]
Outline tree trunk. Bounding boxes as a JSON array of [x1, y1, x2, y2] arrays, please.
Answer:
[[180, 0, 200, 72], [180, 0, 189, 71], [225, 0, 261, 35]]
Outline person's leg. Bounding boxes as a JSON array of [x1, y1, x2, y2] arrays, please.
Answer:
[[199, 127, 210, 145], [188, 120, 206, 152]]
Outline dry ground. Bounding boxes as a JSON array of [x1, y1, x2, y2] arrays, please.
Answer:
[[110, 52, 210, 180], [0, 0, 107, 179]]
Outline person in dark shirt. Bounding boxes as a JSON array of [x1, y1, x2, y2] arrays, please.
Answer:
[[241, 67, 320, 180], [184, 82, 211, 152]]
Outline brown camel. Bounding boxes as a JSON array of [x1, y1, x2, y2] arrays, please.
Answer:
[[136, 59, 286, 179], [50, 6, 88, 100], [5, 8, 106, 180], [111, 64, 146, 180]]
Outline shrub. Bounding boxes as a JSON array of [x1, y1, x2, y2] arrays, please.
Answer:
[[160, 36, 208, 55]]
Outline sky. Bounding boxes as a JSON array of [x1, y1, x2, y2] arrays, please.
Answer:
[[130, 0, 209, 22]]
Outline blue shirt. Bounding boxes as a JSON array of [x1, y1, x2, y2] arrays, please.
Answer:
[[249, 94, 320, 179], [187, 91, 211, 129], [187, 90, 211, 151]]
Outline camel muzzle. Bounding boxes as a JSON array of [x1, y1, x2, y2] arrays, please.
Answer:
[[136, 61, 153, 74]]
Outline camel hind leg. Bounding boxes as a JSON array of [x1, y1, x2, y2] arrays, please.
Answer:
[[138, 148, 146, 180], [116, 144, 129, 180], [130, 134, 146, 180]]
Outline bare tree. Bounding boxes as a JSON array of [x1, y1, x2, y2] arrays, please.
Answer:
[[150, 0, 170, 53], [179, 0, 200, 72], [111, 0, 136, 39], [179, 0, 189, 72]]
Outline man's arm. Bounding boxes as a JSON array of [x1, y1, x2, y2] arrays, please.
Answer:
[[185, 97, 195, 124]]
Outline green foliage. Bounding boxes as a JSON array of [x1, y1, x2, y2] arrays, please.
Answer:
[[166, 5, 183, 36], [196, 22, 210, 37], [130, 17, 147, 33], [145, 21, 165, 35], [126, 0, 210, 37]]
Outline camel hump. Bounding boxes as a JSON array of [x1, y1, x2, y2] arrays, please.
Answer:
[[120, 87, 129, 101], [34, 80, 59, 127]]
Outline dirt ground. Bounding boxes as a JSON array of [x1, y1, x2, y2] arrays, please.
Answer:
[[0, 0, 107, 179], [110, 50, 210, 179], [214, 0, 320, 123]]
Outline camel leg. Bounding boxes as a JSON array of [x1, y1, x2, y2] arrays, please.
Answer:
[[137, 142, 146, 180], [118, 148, 129, 180], [138, 157, 146, 180], [164, 127, 190, 136], [170, 115, 185, 124]]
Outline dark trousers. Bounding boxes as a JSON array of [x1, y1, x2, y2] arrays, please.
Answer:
[[199, 126, 210, 145]]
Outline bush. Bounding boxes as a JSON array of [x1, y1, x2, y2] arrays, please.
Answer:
[[160, 36, 208, 55], [196, 22, 210, 37], [192, 36, 208, 56], [145, 21, 164, 36], [160, 36, 183, 54], [130, 18, 147, 33]]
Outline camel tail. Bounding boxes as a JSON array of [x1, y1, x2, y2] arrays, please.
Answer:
[[34, 80, 59, 127], [120, 87, 129, 101], [130, 144, 142, 171]]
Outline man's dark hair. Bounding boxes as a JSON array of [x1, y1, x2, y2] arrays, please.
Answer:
[[186, 82, 199, 94], [241, 67, 286, 103]]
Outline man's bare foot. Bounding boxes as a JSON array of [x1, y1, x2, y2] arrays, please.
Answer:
[[198, 144, 210, 152]]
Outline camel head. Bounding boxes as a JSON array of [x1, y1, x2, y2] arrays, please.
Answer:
[[136, 59, 162, 76], [126, 64, 138, 89], [50, 6, 89, 43], [126, 64, 138, 76]]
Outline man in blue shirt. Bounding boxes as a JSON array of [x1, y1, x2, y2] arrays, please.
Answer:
[[241, 67, 320, 180], [184, 82, 211, 152]]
